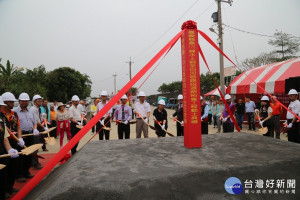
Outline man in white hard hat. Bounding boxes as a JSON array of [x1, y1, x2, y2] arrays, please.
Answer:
[[95, 91, 112, 140], [153, 99, 168, 137], [68, 95, 82, 154], [13, 93, 39, 182], [113, 94, 132, 139], [221, 94, 236, 133], [1, 92, 24, 194], [172, 94, 184, 136], [286, 89, 300, 143], [0, 96, 19, 199], [201, 96, 209, 134], [134, 91, 151, 138], [29, 94, 45, 168]]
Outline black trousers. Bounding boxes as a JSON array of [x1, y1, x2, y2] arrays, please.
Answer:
[[287, 119, 300, 143], [262, 120, 272, 137], [17, 131, 33, 178], [70, 122, 80, 155], [176, 121, 184, 136], [223, 123, 234, 133], [49, 120, 57, 138], [96, 119, 111, 140], [0, 157, 8, 200], [117, 123, 130, 139], [7, 139, 20, 193], [201, 122, 208, 134], [246, 112, 255, 130], [208, 114, 212, 124]]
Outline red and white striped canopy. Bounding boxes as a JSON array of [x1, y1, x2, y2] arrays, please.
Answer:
[[227, 58, 300, 94], [204, 86, 227, 97]]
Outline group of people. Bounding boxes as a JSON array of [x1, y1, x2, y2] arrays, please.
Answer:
[[232, 89, 300, 143], [1, 88, 299, 199]]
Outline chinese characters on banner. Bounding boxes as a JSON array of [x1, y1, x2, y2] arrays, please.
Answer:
[[181, 28, 202, 148]]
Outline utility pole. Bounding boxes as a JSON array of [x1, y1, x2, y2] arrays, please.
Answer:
[[126, 57, 134, 80], [216, 0, 232, 95], [113, 73, 117, 94], [217, 0, 225, 95]]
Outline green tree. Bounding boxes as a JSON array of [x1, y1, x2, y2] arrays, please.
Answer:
[[46, 67, 92, 102], [268, 30, 300, 60], [0, 59, 24, 93]]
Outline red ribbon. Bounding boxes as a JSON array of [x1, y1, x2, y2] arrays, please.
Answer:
[[12, 29, 185, 200], [197, 43, 240, 132], [198, 30, 300, 122]]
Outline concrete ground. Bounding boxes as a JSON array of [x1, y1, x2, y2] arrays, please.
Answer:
[[26, 132, 300, 200], [40, 106, 288, 154]]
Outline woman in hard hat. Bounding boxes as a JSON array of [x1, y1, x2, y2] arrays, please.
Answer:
[[257, 95, 273, 137], [286, 89, 300, 143], [153, 99, 168, 137]]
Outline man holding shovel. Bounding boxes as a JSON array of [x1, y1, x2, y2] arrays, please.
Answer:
[[114, 95, 132, 139], [30, 94, 46, 168], [172, 94, 184, 136], [1, 92, 24, 195], [0, 96, 19, 200], [68, 95, 82, 155], [96, 91, 112, 140], [134, 91, 151, 138], [13, 93, 39, 182]]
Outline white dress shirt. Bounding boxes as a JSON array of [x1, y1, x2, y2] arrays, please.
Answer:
[[135, 101, 151, 118], [96, 101, 112, 118], [68, 105, 81, 121]]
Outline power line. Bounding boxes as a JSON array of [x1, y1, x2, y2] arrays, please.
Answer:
[[194, 1, 215, 20], [223, 23, 275, 37], [133, 0, 201, 60], [223, 23, 300, 39]]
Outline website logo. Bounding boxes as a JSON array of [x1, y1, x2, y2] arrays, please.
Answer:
[[225, 177, 243, 194]]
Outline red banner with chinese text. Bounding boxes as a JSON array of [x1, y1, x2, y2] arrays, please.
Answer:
[[181, 29, 202, 148]]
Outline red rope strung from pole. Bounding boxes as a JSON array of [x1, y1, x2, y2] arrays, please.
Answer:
[[197, 43, 240, 132], [198, 30, 300, 122], [12, 29, 186, 200], [86, 39, 178, 144]]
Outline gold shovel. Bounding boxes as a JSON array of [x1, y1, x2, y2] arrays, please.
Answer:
[[0, 164, 6, 170], [43, 119, 56, 145], [0, 144, 43, 158], [255, 111, 268, 135]]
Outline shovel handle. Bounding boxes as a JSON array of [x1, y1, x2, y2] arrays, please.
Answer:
[[0, 152, 24, 158], [6, 127, 27, 148]]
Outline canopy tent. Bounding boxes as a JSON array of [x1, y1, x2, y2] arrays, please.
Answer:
[[204, 86, 227, 97], [227, 58, 300, 94]]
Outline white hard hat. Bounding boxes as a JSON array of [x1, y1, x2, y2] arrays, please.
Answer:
[[138, 91, 146, 97], [19, 93, 30, 101], [0, 96, 6, 106], [100, 91, 108, 96], [288, 89, 298, 95], [32, 94, 43, 102], [261, 96, 269, 101], [158, 99, 166, 105], [177, 94, 183, 100], [2, 92, 17, 102], [71, 95, 80, 101], [200, 96, 203, 100], [121, 94, 128, 99], [225, 94, 231, 100]]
